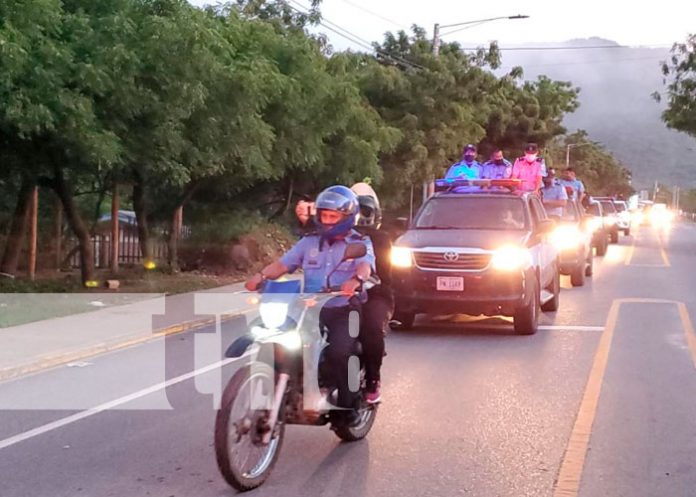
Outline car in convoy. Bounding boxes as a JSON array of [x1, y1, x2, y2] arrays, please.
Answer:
[[549, 199, 593, 287], [390, 179, 560, 335], [595, 197, 631, 237], [584, 200, 609, 256], [596, 198, 621, 243]]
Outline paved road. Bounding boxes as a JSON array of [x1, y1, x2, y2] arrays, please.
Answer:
[[1, 222, 696, 497]]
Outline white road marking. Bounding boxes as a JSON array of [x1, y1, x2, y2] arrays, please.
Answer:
[[0, 358, 235, 452]]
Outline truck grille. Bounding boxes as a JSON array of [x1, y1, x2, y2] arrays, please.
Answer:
[[413, 252, 491, 271]]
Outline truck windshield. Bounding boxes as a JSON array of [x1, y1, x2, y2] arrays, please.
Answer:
[[416, 197, 528, 230]]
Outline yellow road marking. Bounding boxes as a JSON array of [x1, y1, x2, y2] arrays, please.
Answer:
[[553, 300, 620, 497], [553, 299, 696, 497], [624, 226, 670, 267], [624, 243, 635, 265], [678, 303, 696, 370]]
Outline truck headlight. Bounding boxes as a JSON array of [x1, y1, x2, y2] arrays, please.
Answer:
[[391, 247, 413, 268], [490, 246, 532, 271]]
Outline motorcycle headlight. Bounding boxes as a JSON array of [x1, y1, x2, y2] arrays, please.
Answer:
[[490, 246, 532, 271], [552, 225, 583, 250], [259, 302, 289, 330], [275, 330, 302, 350], [391, 246, 413, 268]]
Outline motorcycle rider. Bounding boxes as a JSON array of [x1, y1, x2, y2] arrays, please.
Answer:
[[246, 186, 374, 425], [350, 183, 393, 404]]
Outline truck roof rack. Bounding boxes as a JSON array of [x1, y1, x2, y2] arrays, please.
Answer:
[[434, 178, 522, 194]]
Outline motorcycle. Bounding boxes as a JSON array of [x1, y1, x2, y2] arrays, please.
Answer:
[[214, 243, 378, 491]]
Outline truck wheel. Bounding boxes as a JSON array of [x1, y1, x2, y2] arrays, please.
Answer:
[[514, 278, 539, 335]]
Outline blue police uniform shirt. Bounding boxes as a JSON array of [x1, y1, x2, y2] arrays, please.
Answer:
[[481, 159, 512, 179], [541, 180, 569, 216], [445, 160, 482, 180], [280, 231, 376, 308], [559, 179, 585, 200]]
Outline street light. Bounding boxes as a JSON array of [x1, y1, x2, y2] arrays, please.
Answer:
[[433, 15, 530, 56], [565, 143, 593, 169]]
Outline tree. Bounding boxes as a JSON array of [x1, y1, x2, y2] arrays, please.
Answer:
[[546, 131, 633, 197], [657, 34, 696, 139]]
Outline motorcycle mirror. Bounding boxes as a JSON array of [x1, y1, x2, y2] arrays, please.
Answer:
[[342, 242, 367, 262]]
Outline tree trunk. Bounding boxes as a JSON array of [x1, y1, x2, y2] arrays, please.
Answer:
[[53, 165, 95, 285], [167, 206, 183, 272], [54, 195, 63, 270], [27, 187, 38, 281], [0, 178, 34, 276], [132, 174, 152, 262]]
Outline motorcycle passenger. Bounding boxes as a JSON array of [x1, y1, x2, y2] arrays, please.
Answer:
[[246, 186, 374, 425], [350, 183, 393, 404]]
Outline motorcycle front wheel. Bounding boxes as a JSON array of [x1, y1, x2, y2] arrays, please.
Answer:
[[214, 363, 285, 491]]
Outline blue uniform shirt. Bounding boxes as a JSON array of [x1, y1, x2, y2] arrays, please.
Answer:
[[559, 179, 585, 200], [481, 159, 512, 179], [445, 160, 482, 180], [281, 231, 375, 307], [541, 180, 569, 216]]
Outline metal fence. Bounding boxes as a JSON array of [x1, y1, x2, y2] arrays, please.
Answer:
[[67, 230, 168, 268]]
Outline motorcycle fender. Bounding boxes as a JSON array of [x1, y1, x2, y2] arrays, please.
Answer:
[[224, 334, 256, 359]]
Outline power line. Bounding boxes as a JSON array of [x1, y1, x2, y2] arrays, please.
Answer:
[[461, 44, 671, 52], [499, 55, 665, 70], [335, 0, 410, 30], [287, 0, 425, 70]]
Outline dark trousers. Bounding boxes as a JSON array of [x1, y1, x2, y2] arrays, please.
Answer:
[[319, 303, 362, 408], [360, 290, 394, 383]]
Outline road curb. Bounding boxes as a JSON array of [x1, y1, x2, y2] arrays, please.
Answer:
[[0, 312, 244, 383]]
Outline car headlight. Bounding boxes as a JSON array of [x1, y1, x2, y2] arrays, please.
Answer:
[[259, 302, 289, 330], [632, 212, 643, 224], [551, 225, 583, 250], [391, 246, 413, 268], [490, 246, 532, 271], [604, 217, 617, 226], [586, 218, 601, 233]]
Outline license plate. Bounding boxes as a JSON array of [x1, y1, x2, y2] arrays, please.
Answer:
[[436, 276, 464, 291]]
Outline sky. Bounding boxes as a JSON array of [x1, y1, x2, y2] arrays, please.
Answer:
[[189, 0, 696, 50]]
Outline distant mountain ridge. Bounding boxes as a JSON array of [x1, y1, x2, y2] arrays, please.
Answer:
[[497, 37, 696, 189]]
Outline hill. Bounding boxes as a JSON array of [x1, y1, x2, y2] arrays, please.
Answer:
[[497, 37, 696, 190]]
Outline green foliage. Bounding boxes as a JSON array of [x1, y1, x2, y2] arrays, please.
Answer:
[[546, 131, 633, 197], [659, 34, 696, 139], [1, 0, 626, 274]]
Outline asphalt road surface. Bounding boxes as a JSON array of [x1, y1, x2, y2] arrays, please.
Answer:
[[1, 222, 696, 497]]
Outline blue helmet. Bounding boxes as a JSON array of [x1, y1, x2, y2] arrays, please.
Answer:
[[314, 185, 360, 239]]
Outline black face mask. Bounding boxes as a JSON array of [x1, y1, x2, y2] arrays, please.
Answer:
[[494, 159, 505, 166], [464, 154, 475, 163]]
